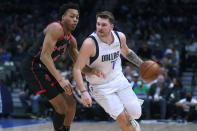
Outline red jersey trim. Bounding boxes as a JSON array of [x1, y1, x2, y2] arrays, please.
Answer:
[[50, 80, 58, 87], [70, 35, 72, 45], [36, 89, 46, 95], [31, 50, 46, 95]]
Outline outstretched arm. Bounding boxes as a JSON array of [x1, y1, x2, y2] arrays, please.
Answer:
[[119, 32, 143, 68]]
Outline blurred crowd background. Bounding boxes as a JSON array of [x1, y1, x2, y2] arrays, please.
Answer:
[[0, 0, 197, 122]]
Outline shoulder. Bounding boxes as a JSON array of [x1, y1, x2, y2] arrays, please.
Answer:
[[80, 37, 96, 57], [83, 37, 96, 47], [46, 22, 62, 31], [116, 31, 126, 39], [44, 22, 63, 36]]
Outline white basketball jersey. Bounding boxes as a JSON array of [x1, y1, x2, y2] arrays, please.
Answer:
[[86, 30, 123, 85]]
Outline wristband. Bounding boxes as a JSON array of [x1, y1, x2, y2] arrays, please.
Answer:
[[80, 89, 88, 94]]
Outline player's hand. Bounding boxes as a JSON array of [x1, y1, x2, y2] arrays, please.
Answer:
[[58, 79, 74, 95], [81, 91, 92, 107], [182, 104, 188, 110], [92, 69, 105, 78]]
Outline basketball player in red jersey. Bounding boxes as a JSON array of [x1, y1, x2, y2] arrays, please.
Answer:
[[21, 3, 101, 131]]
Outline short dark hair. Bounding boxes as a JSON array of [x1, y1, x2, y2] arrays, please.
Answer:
[[96, 11, 115, 24], [59, 3, 80, 17]]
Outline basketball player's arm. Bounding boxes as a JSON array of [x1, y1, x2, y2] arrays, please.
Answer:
[[73, 38, 95, 107], [40, 23, 73, 94], [68, 36, 102, 75], [73, 38, 94, 91], [119, 32, 143, 68], [40, 23, 63, 81]]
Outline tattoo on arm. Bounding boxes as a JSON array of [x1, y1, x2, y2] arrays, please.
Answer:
[[126, 50, 143, 68]]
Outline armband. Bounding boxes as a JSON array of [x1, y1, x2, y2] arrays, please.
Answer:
[[80, 89, 88, 94]]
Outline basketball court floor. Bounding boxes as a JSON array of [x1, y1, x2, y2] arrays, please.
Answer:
[[0, 118, 197, 131]]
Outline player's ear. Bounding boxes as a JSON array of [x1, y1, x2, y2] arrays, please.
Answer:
[[61, 13, 67, 21], [62, 15, 64, 21], [111, 24, 114, 30]]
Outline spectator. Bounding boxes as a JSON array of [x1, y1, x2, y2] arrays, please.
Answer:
[[137, 42, 152, 60], [133, 80, 150, 100], [145, 74, 169, 119], [185, 39, 197, 68], [175, 88, 197, 122], [0, 48, 11, 62], [0, 80, 13, 118], [167, 77, 186, 119], [163, 48, 179, 77], [151, 44, 164, 62], [19, 83, 42, 118], [130, 72, 140, 90], [186, 24, 197, 39], [168, 43, 180, 67], [12, 44, 26, 62]]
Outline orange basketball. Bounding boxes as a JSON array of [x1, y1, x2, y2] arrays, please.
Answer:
[[139, 60, 160, 82]]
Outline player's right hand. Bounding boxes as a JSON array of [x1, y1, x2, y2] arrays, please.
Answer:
[[58, 79, 74, 95], [81, 91, 92, 107]]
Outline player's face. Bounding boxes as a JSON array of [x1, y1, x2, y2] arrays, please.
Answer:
[[96, 17, 114, 37], [62, 9, 79, 31]]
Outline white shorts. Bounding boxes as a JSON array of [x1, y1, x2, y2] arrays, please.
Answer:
[[89, 74, 142, 120]]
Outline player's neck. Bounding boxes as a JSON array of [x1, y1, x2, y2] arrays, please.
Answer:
[[99, 32, 114, 45], [61, 21, 71, 36]]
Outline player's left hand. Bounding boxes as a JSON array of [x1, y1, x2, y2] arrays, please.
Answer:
[[81, 91, 92, 107], [92, 69, 105, 78]]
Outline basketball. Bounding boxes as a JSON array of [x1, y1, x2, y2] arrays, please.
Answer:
[[139, 60, 160, 82]]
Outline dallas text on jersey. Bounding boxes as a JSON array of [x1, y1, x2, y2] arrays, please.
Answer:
[[101, 51, 119, 62]]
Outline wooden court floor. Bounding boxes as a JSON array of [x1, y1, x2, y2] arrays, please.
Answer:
[[1, 122, 197, 131]]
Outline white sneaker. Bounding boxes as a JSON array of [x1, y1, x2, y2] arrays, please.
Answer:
[[130, 119, 140, 131]]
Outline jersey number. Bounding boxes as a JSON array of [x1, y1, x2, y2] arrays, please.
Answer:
[[111, 60, 117, 69]]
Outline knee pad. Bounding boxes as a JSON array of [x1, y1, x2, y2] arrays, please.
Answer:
[[52, 112, 65, 130]]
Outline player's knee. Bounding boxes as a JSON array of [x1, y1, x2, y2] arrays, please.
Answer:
[[127, 103, 142, 119], [66, 98, 76, 111], [69, 98, 76, 108], [131, 108, 141, 119], [54, 103, 66, 115]]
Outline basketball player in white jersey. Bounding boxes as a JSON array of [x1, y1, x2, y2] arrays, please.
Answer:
[[73, 11, 144, 131]]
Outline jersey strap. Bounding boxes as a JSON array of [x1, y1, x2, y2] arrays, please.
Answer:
[[88, 35, 99, 65], [114, 31, 122, 48]]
